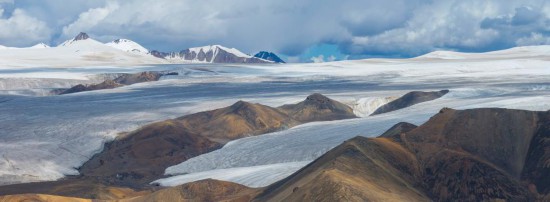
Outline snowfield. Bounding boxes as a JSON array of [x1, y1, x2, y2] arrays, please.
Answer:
[[0, 45, 549, 186]]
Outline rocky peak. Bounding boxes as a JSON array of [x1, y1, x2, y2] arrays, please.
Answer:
[[254, 51, 285, 63], [277, 93, 357, 122], [74, 32, 90, 41], [229, 100, 256, 113], [150, 50, 169, 58], [304, 93, 331, 105]]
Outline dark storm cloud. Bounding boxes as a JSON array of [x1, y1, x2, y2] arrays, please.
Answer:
[[0, 0, 549, 59]]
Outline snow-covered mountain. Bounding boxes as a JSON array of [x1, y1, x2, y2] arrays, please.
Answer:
[[254, 51, 285, 63], [163, 45, 272, 63], [417, 45, 550, 60], [0, 32, 166, 68], [58, 32, 92, 47], [0, 32, 285, 65], [105, 39, 148, 54], [29, 43, 50, 49]]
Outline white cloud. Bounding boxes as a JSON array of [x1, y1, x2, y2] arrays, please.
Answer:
[[310, 55, 325, 63], [310, 55, 336, 63], [4, 0, 550, 57], [61, 1, 119, 39], [516, 33, 550, 46], [286, 56, 301, 63], [0, 8, 51, 47]]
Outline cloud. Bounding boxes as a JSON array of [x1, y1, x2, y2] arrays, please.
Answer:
[[61, 1, 119, 39], [0, 7, 51, 46], [2, 0, 550, 59], [481, 6, 545, 28], [516, 32, 550, 46], [340, 0, 550, 57], [310, 55, 325, 63], [310, 54, 336, 63]]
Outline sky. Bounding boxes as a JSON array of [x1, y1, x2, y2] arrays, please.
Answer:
[[0, 0, 549, 63]]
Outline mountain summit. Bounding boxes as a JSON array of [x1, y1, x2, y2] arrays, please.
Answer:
[[58, 32, 98, 47], [254, 51, 285, 63], [105, 39, 149, 54], [74, 32, 89, 41]]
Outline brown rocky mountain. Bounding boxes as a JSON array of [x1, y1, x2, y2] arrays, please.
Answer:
[[58, 71, 177, 95], [78, 94, 353, 187], [278, 93, 357, 122], [0, 93, 356, 200], [0, 179, 259, 202], [177, 101, 299, 143], [2, 107, 549, 201], [113, 71, 165, 85], [122, 179, 260, 202], [0, 194, 91, 202], [371, 90, 449, 115], [379, 122, 417, 137], [257, 108, 550, 201], [60, 79, 123, 94], [255, 136, 429, 201], [0, 178, 151, 200]]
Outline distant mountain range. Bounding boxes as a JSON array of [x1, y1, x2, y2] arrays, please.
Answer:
[[0, 32, 285, 65], [158, 45, 276, 63]]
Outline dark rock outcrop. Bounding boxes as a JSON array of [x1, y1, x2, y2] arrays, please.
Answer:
[[74, 32, 90, 41], [258, 108, 550, 201], [113, 71, 163, 85], [278, 93, 357, 122], [371, 90, 449, 115], [60, 80, 123, 94], [254, 51, 285, 63], [58, 71, 176, 95], [149, 50, 169, 58]]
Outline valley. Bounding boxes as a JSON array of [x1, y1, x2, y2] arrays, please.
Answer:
[[0, 44, 549, 201]]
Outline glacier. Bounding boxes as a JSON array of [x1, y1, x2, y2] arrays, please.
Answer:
[[0, 45, 549, 186]]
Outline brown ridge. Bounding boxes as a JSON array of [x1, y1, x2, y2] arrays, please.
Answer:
[[258, 108, 550, 201]]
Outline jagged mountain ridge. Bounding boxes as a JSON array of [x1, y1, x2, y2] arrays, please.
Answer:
[[161, 45, 272, 63]]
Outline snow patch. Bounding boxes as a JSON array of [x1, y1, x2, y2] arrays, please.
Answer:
[[154, 161, 309, 188]]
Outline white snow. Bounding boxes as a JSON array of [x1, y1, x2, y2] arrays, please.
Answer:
[[29, 43, 50, 49], [0, 37, 166, 68], [153, 161, 309, 188], [347, 96, 397, 117], [188, 45, 251, 58], [0, 45, 549, 186], [105, 39, 149, 54], [164, 44, 266, 63]]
